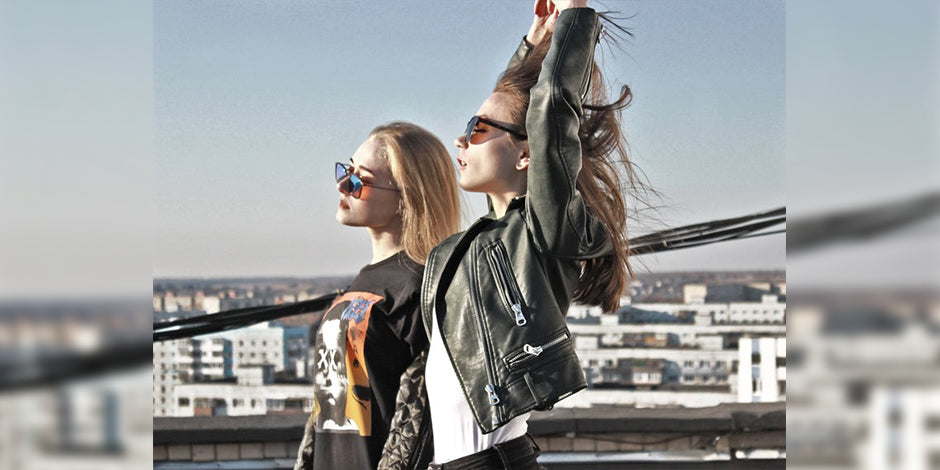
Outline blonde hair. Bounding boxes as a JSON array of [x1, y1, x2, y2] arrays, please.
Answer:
[[369, 122, 460, 265]]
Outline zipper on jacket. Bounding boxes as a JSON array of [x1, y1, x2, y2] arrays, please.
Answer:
[[486, 241, 527, 326], [484, 383, 500, 405], [470, 242, 504, 426], [505, 333, 570, 371]]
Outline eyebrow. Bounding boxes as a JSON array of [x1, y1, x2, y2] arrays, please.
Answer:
[[348, 158, 376, 175]]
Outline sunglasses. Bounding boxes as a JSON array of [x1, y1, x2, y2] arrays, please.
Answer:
[[334, 162, 400, 199], [464, 115, 527, 145]]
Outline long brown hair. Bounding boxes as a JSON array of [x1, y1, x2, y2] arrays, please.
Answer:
[[370, 122, 461, 265], [493, 34, 637, 313]]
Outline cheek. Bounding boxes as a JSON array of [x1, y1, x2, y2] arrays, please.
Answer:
[[359, 192, 401, 219]]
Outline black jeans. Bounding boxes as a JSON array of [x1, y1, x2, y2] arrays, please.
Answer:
[[427, 434, 543, 470]]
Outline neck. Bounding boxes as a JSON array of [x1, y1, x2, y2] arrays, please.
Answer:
[[488, 190, 525, 218], [367, 223, 404, 265]]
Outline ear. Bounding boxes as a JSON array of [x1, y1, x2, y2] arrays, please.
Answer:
[[516, 146, 531, 171]]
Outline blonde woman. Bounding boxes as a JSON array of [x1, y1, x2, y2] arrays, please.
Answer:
[[295, 122, 459, 470]]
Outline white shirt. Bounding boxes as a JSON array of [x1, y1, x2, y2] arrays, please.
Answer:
[[425, 309, 530, 464]]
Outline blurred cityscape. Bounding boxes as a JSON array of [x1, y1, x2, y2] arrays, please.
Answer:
[[152, 271, 786, 418]]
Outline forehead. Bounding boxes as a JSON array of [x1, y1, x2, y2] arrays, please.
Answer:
[[350, 137, 389, 174], [475, 92, 515, 122]]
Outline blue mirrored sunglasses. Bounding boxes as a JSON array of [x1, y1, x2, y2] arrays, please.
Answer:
[[334, 162, 400, 199]]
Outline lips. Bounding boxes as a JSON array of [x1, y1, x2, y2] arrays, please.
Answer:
[[456, 155, 467, 170], [338, 198, 350, 210]]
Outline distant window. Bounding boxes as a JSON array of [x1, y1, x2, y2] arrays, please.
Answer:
[[178, 398, 190, 407]]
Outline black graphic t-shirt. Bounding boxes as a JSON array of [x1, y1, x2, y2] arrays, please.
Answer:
[[296, 251, 428, 470]]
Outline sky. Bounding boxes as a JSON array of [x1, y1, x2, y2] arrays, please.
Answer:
[[152, 0, 786, 278], [1, 0, 935, 295]]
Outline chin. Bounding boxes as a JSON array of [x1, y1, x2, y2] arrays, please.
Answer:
[[458, 176, 480, 192], [336, 211, 356, 226]]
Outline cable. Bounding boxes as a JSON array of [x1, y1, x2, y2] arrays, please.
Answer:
[[152, 208, 787, 342], [153, 291, 342, 342]]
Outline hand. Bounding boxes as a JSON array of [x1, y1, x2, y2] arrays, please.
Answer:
[[552, 0, 588, 11], [526, 0, 558, 46]]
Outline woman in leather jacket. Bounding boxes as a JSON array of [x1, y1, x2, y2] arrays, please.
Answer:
[[397, 1, 638, 468]]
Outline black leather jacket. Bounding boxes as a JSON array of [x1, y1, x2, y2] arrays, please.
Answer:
[[422, 8, 608, 434]]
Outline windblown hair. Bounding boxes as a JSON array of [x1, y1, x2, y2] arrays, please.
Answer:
[[493, 35, 636, 313], [369, 122, 461, 265]]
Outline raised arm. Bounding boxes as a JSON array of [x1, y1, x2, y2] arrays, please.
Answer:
[[506, 0, 557, 73], [524, 4, 611, 257]]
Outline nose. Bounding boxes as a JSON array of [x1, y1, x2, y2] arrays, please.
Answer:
[[337, 175, 351, 195], [454, 133, 468, 149]]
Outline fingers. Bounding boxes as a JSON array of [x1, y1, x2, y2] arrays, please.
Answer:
[[534, 0, 554, 18]]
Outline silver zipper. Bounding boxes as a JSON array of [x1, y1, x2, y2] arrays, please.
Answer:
[[523, 333, 568, 357], [487, 242, 527, 327], [523, 344, 543, 356], [511, 303, 527, 326], [484, 383, 500, 405], [506, 333, 571, 371]]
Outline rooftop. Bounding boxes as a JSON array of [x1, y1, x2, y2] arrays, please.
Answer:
[[154, 402, 785, 469]]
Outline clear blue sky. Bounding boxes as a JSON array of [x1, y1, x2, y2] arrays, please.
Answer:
[[1, 1, 936, 293], [152, 0, 785, 277]]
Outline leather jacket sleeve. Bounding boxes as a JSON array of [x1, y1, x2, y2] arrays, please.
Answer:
[[506, 36, 532, 71], [524, 8, 612, 258], [292, 412, 316, 470], [377, 348, 433, 470]]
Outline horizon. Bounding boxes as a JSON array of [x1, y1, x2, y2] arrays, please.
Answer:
[[152, 268, 787, 284]]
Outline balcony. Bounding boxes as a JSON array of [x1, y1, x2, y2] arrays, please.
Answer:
[[154, 401, 784, 469]]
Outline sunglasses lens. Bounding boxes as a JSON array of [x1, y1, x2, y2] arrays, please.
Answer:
[[465, 116, 479, 145], [335, 163, 347, 182], [349, 173, 362, 198]]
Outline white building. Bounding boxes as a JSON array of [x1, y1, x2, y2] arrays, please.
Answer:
[[173, 365, 314, 417], [153, 340, 180, 417], [736, 336, 786, 402], [153, 322, 287, 416], [565, 282, 786, 408]]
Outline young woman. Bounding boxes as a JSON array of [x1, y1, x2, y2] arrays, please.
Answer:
[[294, 122, 460, 470], [419, 1, 635, 468]]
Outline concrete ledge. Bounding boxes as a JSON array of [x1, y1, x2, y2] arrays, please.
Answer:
[[154, 402, 784, 446]]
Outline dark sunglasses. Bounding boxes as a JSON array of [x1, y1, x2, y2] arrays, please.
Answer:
[[334, 162, 400, 199], [464, 115, 527, 145]]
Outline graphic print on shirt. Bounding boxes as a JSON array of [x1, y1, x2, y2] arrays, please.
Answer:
[[312, 292, 381, 436]]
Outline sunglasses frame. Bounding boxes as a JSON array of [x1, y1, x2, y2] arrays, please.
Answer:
[[465, 115, 528, 145], [334, 162, 400, 199]]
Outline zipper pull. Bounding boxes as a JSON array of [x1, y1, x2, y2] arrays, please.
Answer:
[[523, 344, 543, 356], [484, 384, 500, 405], [512, 303, 527, 326]]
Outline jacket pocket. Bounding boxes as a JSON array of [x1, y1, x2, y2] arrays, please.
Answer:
[[485, 240, 528, 326], [503, 331, 571, 373]]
